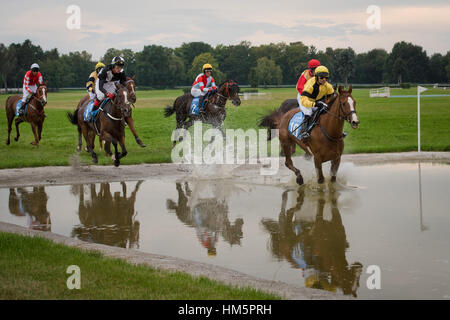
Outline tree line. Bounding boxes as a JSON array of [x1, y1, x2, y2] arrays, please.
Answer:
[[0, 39, 449, 90]]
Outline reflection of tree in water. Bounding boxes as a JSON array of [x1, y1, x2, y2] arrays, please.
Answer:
[[8, 187, 51, 231], [261, 186, 363, 297], [71, 181, 142, 249], [166, 181, 243, 257]]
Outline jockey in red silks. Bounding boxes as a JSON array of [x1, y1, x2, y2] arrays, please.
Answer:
[[19, 63, 43, 115], [296, 59, 321, 106], [190, 63, 217, 114]]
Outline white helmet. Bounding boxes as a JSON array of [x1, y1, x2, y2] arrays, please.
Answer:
[[31, 63, 40, 70]]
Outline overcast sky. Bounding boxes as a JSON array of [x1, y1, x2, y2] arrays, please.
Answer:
[[1, 0, 449, 59]]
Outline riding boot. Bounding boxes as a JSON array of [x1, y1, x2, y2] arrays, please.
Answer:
[[299, 115, 311, 140], [18, 100, 27, 116]]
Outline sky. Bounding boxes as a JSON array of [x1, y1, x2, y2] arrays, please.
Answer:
[[0, 0, 449, 59]]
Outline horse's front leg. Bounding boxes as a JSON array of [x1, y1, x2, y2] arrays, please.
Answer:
[[283, 142, 304, 185], [314, 157, 325, 184], [118, 135, 127, 159], [30, 122, 39, 147], [103, 132, 120, 167], [330, 157, 341, 183], [37, 121, 43, 141], [126, 116, 145, 147]]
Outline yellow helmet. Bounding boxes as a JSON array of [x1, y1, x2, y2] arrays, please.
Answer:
[[95, 62, 106, 70], [315, 66, 329, 78], [202, 63, 213, 72]]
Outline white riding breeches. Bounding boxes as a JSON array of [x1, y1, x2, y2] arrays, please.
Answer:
[[298, 96, 317, 117], [95, 80, 116, 101], [88, 91, 96, 100], [191, 87, 206, 98], [22, 85, 37, 103]]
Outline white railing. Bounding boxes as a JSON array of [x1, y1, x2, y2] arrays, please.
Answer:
[[369, 87, 390, 98]]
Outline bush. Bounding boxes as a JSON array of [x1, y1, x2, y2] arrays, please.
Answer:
[[400, 82, 411, 89]]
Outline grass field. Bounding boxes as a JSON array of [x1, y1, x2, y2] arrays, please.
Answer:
[[0, 232, 279, 299], [0, 87, 449, 169]]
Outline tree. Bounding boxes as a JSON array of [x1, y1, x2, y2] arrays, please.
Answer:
[[429, 53, 447, 83], [0, 44, 17, 92], [175, 42, 213, 73], [335, 48, 356, 86], [188, 52, 224, 84], [214, 41, 255, 84], [102, 48, 136, 76], [249, 57, 282, 87], [354, 49, 388, 83]]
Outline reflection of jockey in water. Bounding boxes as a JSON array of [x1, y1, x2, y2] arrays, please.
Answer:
[[71, 181, 142, 249], [8, 187, 51, 231], [261, 187, 363, 297], [166, 182, 244, 257]]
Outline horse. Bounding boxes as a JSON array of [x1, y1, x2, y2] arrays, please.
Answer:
[[76, 76, 145, 151], [264, 85, 359, 185], [67, 83, 131, 166], [164, 80, 241, 148], [5, 82, 48, 147]]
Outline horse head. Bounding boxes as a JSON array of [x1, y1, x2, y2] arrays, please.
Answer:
[[337, 84, 359, 129], [125, 75, 137, 104], [114, 83, 132, 118], [219, 79, 241, 106], [35, 82, 48, 107]]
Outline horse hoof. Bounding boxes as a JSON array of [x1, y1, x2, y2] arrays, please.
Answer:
[[92, 158, 98, 164], [6, 140, 10, 145], [296, 176, 304, 185], [331, 176, 337, 183], [14, 137, 19, 142], [114, 160, 120, 167], [318, 178, 325, 184], [304, 153, 312, 161]]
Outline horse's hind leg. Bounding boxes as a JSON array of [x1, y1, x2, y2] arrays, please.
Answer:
[[118, 135, 127, 159], [6, 112, 14, 145], [37, 121, 43, 141], [282, 141, 304, 185], [76, 125, 82, 152], [14, 117, 23, 142], [330, 157, 341, 183]]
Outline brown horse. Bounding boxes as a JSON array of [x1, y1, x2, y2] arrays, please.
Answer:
[[164, 80, 241, 147], [5, 82, 48, 147], [67, 84, 131, 166], [76, 76, 145, 151], [275, 85, 359, 185]]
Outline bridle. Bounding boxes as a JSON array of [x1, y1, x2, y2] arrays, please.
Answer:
[[101, 88, 130, 121], [28, 86, 47, 115], [212, 81, 238, 106]]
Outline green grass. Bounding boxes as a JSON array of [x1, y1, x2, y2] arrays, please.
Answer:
[[0, 87, 449, 168], [0, 232, 280, 300]]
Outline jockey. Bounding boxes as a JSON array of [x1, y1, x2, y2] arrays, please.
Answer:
[[86, 62, 105, 100], [298, 65, 335, 140], [190, 63, 217, 114], [92, 56, 127, 114], [296, 59, 320, 106], [19, 63, 43, 115]]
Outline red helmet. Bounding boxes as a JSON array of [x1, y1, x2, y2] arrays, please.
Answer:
[[308, 59, 321, 69]]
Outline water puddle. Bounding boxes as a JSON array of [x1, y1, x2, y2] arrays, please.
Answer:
[[1, 161, 450, 299]]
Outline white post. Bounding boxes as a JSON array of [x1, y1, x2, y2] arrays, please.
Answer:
[[417, 86, 421, 152], [417, 86, 427, 153]]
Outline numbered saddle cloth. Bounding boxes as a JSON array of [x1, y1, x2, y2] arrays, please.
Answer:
[[83, 100, 95, 122], [190, 97, 200, 115], [15, 100, 27, 116], [288, 111, 305, 139]]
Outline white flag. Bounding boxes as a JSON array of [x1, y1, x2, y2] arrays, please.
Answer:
[[418, 86, 427, 93]]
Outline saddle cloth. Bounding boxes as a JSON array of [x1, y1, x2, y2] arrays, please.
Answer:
[[15, 100, 28, 116], [288, 111, 305, 139]]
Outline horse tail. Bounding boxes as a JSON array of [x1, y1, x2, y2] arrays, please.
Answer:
[[164, 104, 176, 118], [258, 109, 283, 140], [67, 109, 79, 125]]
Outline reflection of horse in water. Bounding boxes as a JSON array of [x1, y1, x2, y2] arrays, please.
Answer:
[[261, 186, 362, 297], [166, 182, 243, 257], [71, 181, 142, 249], [8, 187, 51, 231]]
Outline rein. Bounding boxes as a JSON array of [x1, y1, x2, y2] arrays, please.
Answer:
[[318, 94, 354, 142]]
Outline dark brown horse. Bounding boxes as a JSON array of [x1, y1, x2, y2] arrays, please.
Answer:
[[67, 84, 131, 166], [76, 76, 145, 151], [164, 80, 241, 147], [270, 85, 359, 185], [5, 82, 48, 147]]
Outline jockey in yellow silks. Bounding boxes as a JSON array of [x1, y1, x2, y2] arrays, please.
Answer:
[[86, 62, 105, 100], [298, 65, 335, 139]]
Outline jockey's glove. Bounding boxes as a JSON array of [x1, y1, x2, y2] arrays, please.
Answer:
[[107, 93, 116, 100], [315, 101, 328, 109]]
